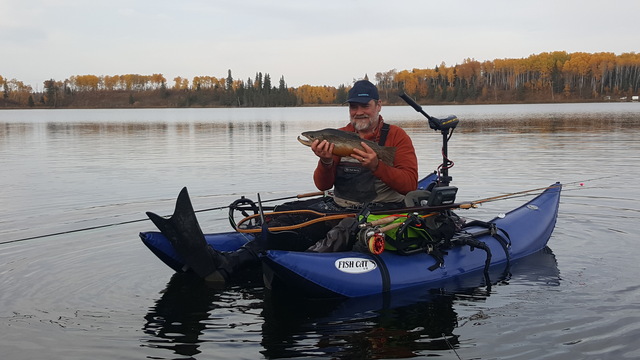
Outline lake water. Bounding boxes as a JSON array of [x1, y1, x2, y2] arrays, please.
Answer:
[[0, 103, 639, 359]]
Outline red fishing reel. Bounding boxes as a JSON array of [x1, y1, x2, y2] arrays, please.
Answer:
[[367, 232, 385, 255], [357, 227, 385, 254]]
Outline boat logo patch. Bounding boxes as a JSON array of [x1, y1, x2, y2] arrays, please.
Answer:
[[334, 257, 377, 274]]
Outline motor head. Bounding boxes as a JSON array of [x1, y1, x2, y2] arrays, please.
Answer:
[[429, 115, 459, 131]]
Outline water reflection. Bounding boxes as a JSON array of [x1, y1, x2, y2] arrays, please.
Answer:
[[141, 269, 263, 358], [262, 289, 460, 358], [401, 114, 640, 134], [1, 104, 638, 141], [141, 248, 559, 359], [0, 121, 288, 140], [142, 274, 217, 358]]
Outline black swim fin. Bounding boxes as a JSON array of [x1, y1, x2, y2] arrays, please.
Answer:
[[146, 187, 228, 282]]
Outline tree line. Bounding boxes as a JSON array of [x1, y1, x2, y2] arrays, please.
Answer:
[[1, 51, 639, 108], [383, 51, 640, 104]]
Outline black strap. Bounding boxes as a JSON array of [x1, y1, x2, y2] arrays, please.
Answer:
[[372, 253, 391, 293], [378, 123, 390, 146], [463, 220, 512, 263]]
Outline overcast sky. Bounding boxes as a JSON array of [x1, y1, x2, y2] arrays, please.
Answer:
[[2, 0, 639, 90]]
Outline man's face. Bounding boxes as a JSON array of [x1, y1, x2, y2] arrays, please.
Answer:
[[349, 99, 381, 132]]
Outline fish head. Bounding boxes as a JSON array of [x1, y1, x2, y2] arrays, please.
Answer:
[[297, 129, 329, 147]]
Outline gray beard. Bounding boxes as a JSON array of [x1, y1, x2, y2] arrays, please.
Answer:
[[352, 117, 374, 131]]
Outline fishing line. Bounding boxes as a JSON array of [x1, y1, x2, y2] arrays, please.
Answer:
[[561, 175, 616, 187], [442, 333, 463, 360], [0, 218, 149, 245], [0, 191, 325, 246], [464, 176, 611, 207]]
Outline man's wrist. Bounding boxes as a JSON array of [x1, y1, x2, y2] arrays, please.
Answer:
[[320, 157, 334, 166]]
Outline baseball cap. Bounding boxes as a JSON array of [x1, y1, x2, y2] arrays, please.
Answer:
[[347, 80, 379, 103]]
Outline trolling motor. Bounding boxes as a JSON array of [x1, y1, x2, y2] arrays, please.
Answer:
[[400, 93, 458, 205]]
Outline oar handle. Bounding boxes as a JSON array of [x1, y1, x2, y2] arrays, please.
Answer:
[[296, 191, 325, 198]]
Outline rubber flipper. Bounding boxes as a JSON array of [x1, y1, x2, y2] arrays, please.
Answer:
[[146, 187, 227, 281]]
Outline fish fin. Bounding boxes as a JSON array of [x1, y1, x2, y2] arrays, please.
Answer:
[[379, 146, 396, 166], [147, 187, 225, 279], [146, 211, 172, 237]]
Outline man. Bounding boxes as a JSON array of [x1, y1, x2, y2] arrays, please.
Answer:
[[147, 80, 419, 283], [311, 79, 418, 209]]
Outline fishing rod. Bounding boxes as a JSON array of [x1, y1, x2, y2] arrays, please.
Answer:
[[365, 175, 612, 218], [357, 183, 564, 216], [3, 174, 611, 246], [230, 175, 604, 224], [0, 190, 326, 245], [232, 183, 566, 233], [196, 190, 323, 213]]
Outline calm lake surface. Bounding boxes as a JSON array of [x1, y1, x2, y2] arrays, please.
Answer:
[[1, 103, 639, 359]]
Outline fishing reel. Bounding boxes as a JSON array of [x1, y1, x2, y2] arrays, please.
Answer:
[[356, 227, 385, 255]]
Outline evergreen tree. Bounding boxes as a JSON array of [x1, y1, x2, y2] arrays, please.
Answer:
[[43, 79, 58, 107], [263, 73, 271, 94], [335, 84, 347, 104], [226, 69, 233, 91], [254, 72, 263, 90]]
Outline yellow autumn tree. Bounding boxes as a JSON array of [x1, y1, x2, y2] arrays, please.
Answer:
[[294, 85, 335, 104], [69, 75, 101, 91], [2, 78, 33, 104], [173, 76, 189, 90]]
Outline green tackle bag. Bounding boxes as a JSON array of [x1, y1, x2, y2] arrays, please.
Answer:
[[362, 212, 460, 255]]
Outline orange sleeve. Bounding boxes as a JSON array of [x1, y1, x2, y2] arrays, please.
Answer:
[[313, 156, 338, 191], [371, 125, 418, 194]]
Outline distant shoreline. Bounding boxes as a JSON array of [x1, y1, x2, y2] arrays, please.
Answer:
[[1, 98, 635, 111]]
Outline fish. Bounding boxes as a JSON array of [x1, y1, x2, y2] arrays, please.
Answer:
[[297, 128, 396, 166]]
